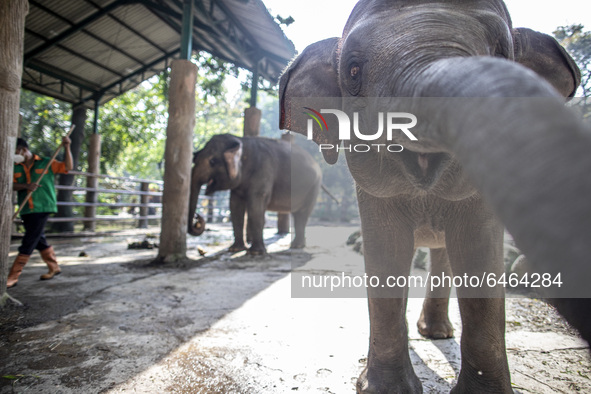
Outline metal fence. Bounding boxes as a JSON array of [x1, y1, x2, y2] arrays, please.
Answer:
[[12, 171, 230, 233]]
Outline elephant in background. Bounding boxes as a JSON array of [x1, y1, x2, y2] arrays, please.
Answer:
[[280, 0, 591, 393], [187, 133, 322, 255]]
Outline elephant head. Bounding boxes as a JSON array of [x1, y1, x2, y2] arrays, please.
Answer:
[[280, 0, 591, 344], [187, 134, 243, 236], [279, 0, 588, 287], [280, 2, 579, 157]]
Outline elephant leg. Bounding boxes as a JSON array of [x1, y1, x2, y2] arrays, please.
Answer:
[[356, 192, 421, 394], [291, 182, 320, 249], [291, 210, 309, 249], [417, 248, 454, 339], [229, 192, 247, 252], [246, 213, 253, 244], [445, 200, 511, 394], [246, 195, 269, 255], [277, 213, 290, 235]]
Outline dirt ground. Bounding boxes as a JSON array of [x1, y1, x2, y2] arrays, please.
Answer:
[[1, 224, 589, 393]]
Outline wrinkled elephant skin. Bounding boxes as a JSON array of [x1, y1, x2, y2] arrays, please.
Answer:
[[188, 134, 322, 255], [280, 0, 591, 393]]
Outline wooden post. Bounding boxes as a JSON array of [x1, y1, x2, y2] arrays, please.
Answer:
[[244, 65, 261, 137], [84, 133, 101, 231], [243, 107, 262, 137], [138, 182, 149, 229], [1, 0, 28, 304], [18, 113, 22, 137], [206, 197, 214, 223], [13, 114, 22, 235], [157, 59, 197, 263], [54, 104, 86, 232]]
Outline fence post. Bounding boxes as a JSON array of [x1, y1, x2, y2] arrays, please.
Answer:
[[84, 133, 100, 231], [138, 182, 149, 228], [206, 196, 214, 223]]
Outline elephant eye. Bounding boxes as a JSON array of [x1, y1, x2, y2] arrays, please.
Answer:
[[345, 61, 362, 96], [209, 158, 218, 166]]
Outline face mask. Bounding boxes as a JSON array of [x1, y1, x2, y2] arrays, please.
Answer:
[[14, 154, 25, 164]]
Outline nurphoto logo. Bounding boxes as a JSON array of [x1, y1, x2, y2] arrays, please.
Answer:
[[303, 107, 418, 153]]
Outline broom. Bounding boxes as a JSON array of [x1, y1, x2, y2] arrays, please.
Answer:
[[12, 125, 76, 221]]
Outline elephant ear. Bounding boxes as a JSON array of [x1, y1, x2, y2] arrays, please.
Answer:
[[513, 27, 581, 98], [279, 37, 342, 164], [223, 140, 242, 180]]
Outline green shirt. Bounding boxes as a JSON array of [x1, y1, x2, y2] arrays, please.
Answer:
[[13, 155, 68, 216]]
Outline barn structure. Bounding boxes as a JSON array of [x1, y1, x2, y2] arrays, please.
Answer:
[[0, 0, 296, 300]]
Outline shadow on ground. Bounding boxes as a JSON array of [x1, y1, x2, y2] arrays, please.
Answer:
[[1, 225, 590, 393], [0, 226, 310, 393]]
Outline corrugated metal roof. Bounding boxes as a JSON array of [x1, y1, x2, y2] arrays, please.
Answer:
[[22, 0, 296, 108]]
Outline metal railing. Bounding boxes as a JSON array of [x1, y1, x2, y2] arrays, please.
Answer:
[[12, 171, 230, 232]]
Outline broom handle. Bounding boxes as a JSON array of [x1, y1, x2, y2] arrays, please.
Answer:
[[12, 125, 76, 221]]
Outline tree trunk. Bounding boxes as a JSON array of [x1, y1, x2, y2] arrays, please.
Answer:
[[0, 0, 28, 306], [53, 104, 86, 233], [157, 59, 197, 263]]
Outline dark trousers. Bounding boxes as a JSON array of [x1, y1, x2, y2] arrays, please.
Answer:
[[19, 212, 51, 255]]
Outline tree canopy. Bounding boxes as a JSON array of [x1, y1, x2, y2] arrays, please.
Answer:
[[18, 52, 267, 180]]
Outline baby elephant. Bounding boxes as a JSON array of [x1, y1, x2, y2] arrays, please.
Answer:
[[187, 133, 322, 255]]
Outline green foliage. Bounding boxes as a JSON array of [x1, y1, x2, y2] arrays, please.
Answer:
[[241, 73, 279, 100], [175, 51, 246, 150], [19, 90, 71, 157], [98, 76, 168, 178], [19, 52, 250, 180], [193, 77, 246, 150], [195, 52, 240, 101], [258, 91, 282, 139]]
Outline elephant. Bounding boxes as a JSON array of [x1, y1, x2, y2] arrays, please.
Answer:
[[187, 133, 322, 255], [279, 0, 591, 393]]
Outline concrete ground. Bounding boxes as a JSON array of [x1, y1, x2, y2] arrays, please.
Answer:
[[1, 224, 589, 393]]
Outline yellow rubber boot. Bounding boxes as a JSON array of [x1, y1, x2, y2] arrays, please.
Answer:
[[7, 254, 30, 288], [40, 246, 61, 280]]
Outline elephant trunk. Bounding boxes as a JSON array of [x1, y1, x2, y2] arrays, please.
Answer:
[[415, 56, 591, 299], [187, 181, 206, 236]]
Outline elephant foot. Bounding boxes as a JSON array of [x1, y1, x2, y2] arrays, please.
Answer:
[[417, 312, 454, 339], [290, 237, 306, 249], [229, 242, 247, 253], [356, 365, 422, 394], [417, 298, 454, 339], [450, 366, 513, 394], [247, 244, 267, 256], [290, 241, 306, 249]]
